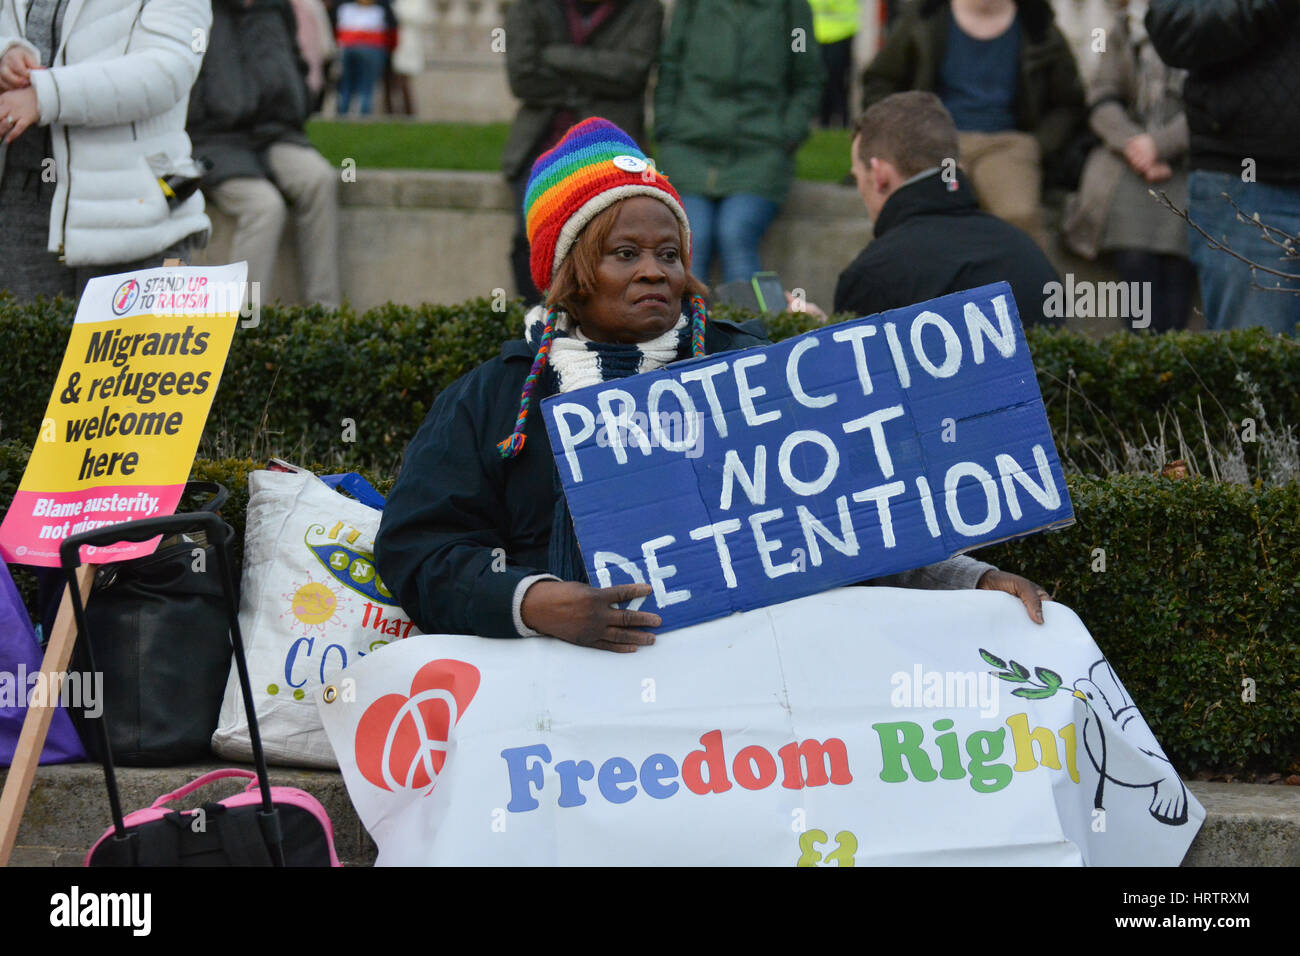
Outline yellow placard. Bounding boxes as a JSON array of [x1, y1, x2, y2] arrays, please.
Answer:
[[0, 263, 247, 566]]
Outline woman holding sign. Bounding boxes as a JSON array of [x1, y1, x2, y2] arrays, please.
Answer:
[[377, 118, 1048, 652]]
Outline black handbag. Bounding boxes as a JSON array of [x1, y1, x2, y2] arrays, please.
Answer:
[[68, 482, 234, 765], [63, 512, 340, 867]]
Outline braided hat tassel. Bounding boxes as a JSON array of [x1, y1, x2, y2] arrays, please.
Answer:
[[690, 294, 708, 357], [497, 308, 559, 459]]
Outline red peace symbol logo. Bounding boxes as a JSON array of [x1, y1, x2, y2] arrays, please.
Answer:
[[354, 659, 481, 794]]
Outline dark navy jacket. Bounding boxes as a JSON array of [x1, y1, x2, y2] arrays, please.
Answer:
[[375, 316, 769, 639]]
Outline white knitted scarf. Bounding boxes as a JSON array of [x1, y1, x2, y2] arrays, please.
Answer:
[[523, 304, 689, 393]]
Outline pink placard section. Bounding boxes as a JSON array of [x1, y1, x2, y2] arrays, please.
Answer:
[[0, 484, 182, 567]]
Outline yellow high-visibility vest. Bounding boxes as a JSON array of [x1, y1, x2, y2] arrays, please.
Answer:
[[808, 0, 859, 45]]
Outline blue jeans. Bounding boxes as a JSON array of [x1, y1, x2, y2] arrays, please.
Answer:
[[681, 194, 781, 285], [1187, 171, 1300, 334], [338, 46, 388, 116]]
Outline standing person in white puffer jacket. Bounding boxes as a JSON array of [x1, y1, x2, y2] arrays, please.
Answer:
[[0, 0, 211, 301]]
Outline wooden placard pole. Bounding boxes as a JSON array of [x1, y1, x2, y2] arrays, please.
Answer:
[[0, 258, 186, 866], [0, 564, 95, 866]]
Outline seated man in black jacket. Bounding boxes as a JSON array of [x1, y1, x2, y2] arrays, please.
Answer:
[[834, 91, 1061, 326]]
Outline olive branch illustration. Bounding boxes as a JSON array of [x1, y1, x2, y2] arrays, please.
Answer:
[[978, 649, 1065, 700]]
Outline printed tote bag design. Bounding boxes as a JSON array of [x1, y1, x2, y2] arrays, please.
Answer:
[[212, 463, 420, 766]]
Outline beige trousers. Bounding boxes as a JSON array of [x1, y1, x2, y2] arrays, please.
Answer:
[[957, 130, 1049, 252], [208, 142, 341, 308]]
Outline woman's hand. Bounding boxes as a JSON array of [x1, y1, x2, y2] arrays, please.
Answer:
[[977, 569, 1051, 625], [520, 580, 661, 652], [0, 86, 39, 146], [1123, 133, 1159, 175], [1144, 161, 1174, 184], [0, 46, 39, 92]]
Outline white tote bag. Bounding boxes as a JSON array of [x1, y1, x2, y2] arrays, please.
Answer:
[[212, 463, 422, 767]]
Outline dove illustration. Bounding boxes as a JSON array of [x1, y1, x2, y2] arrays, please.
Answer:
[[1073, 659, 1189, 826]]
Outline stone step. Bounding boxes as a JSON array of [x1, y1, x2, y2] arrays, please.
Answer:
[[3, 762, 376, 867], [3, 763, 1294, 866]]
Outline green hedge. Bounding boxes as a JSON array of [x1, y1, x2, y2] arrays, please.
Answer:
[[0, 294, 524, 474], [980, 475, 1299, 777], [4, 294, 1298, 476], [2, 439, 1295, 776]]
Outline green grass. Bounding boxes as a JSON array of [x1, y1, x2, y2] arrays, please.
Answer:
[[306, 120, 512, 171], [794, 128, 854, 183], [305, 120, 853, 183]]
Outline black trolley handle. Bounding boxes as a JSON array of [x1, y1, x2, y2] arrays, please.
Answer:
[[179, 480, 229, 515], [59, 511, 284, 865]]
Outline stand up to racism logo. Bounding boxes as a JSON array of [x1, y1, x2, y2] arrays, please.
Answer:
[[111, 278, 141, 315]]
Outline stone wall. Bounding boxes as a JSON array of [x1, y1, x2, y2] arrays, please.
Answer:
[[195, 168, 1140, 336], [196, 170, 876, 314]]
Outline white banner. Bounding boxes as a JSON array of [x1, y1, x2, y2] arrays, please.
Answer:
[[315, 588, 1204, 866]]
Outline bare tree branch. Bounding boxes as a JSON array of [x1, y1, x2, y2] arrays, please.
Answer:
[[1222, 192, 1300, 256], [1149, 189, 1300, 293]]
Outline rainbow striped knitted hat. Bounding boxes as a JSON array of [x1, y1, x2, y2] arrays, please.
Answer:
[[524, 117, 690, 294]]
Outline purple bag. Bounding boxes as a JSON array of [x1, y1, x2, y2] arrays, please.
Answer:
[[0, 556, 87, 766]]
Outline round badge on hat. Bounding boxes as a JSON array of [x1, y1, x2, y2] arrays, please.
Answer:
[[612, 154, 649, 173]]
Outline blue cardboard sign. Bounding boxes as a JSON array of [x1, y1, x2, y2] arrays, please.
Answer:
[[540, 282, 1074, 633]]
